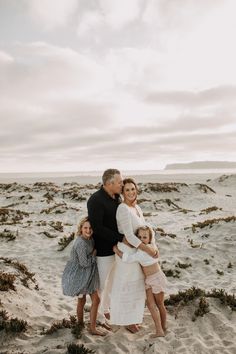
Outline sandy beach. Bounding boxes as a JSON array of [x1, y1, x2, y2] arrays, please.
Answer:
[[0, 172, 235, 354]]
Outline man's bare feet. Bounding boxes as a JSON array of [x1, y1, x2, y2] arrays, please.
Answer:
[[126, 324, 139, 333], [89, 328, 107, 336], [150, 331, 165, 338]]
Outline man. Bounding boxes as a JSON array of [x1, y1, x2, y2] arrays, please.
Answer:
[[87, 168, 124, 324]]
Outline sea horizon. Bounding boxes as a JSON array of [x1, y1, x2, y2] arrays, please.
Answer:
[[1, 167, 236, 178], [0, 168, 236, 185]]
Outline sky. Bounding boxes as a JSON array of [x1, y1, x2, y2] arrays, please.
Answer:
[[1, 0, 236, 173]]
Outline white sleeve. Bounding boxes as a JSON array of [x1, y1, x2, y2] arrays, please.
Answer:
[[122, 252, 141, 264], [116, 204, 142, 248]]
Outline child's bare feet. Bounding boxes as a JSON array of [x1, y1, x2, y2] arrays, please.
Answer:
[[89, 327, 107, 336], [136, 324, 143, 330], [150, 330, 165, 338], [101, 322, 112, 331], [78, 321, 85, 327]]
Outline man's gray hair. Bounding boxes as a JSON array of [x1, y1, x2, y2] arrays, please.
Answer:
[[102, 168, 121, 185]]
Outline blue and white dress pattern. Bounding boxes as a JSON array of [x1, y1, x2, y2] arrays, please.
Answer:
[[62, 236, 99, 297]]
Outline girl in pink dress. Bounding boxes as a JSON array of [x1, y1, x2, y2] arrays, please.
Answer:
[[113, 225, 167, 337]]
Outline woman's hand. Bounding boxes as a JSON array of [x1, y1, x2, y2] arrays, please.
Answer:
[[92, 249, 97, 256], [113, 245, 123, 259]]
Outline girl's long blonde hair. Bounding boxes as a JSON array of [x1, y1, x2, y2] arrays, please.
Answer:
[[76, 216, 90, 237], [136, 225, 157, 248], [136, 225, 153, 244]]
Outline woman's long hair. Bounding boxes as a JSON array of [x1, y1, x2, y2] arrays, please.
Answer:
[[122, 177, 139, 193]]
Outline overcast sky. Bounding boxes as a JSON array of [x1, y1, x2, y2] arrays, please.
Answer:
[[1, 0, 236, 172]]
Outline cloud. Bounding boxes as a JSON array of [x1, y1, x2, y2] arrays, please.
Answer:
[[75, 1, 148, 49], [0, 50, 15, 85], [99, 0, 143, 30], [139, 86, 236, 136], [2, 1, 236, 172], [1, 39, 235, 172], [2, 114, 235, 168], [0, 42, 114, 104], [78, 130, 236, 168], [0, 51, 14, 63], [27, 0, 143, 35], [27, 0, 78, 30], [145, 86, 236, 107], [0, 42, 117, 170], [142, 0, 221, 31], [104, 47, 162, 87], [1, 129, 235, 172], [0, 97, 115, 157], [77, 11, 104, 37]]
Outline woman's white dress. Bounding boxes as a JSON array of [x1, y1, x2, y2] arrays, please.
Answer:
[[110, 203, 146, 325]]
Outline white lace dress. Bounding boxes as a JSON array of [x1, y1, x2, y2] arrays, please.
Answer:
[[110, 203, 146, 325]]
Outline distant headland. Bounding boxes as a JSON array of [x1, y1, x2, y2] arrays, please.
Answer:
[[164, 161, 236, 170]]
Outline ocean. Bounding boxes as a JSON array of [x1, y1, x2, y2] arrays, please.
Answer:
[[0, 169, 236, 184]]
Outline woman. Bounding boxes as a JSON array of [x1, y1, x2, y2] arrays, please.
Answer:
[[109, 178, 157, 333]]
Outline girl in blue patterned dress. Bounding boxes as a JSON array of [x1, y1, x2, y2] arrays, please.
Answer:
[[62, 217, 105, 335]]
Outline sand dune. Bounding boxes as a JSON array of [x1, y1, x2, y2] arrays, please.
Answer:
[[0, 174, 235, 353]]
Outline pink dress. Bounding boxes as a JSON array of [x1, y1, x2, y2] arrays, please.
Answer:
[[122, 249, 167, 294]]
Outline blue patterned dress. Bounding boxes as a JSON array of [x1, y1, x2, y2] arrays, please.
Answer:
[[62, 236, 99, 296]]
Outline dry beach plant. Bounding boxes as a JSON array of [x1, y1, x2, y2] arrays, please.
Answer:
[[58, 232, 75, 251], [0, 229, 17, 241], [0, 257, 38, 290], [165, 286, 236, 312], [49, 221, 64, 232], [192, 216, 236, 233], [0, 208, 29, 224], [195, 183, 216, 193], [67, 343, 95, 354], [192, 297, 210, 321], [42, 315, 84, 339], [0, 272, 16, 291], [200, 206, 222, 215], [40, 203, 67, 214], [0, 310, 28, 333]]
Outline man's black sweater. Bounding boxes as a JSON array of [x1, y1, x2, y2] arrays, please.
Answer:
[[87, 187, 124, 256]]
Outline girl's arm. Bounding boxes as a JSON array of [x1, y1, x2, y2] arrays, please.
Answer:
[[76, 241, 96, 268], [138, 243, 159, 258]]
